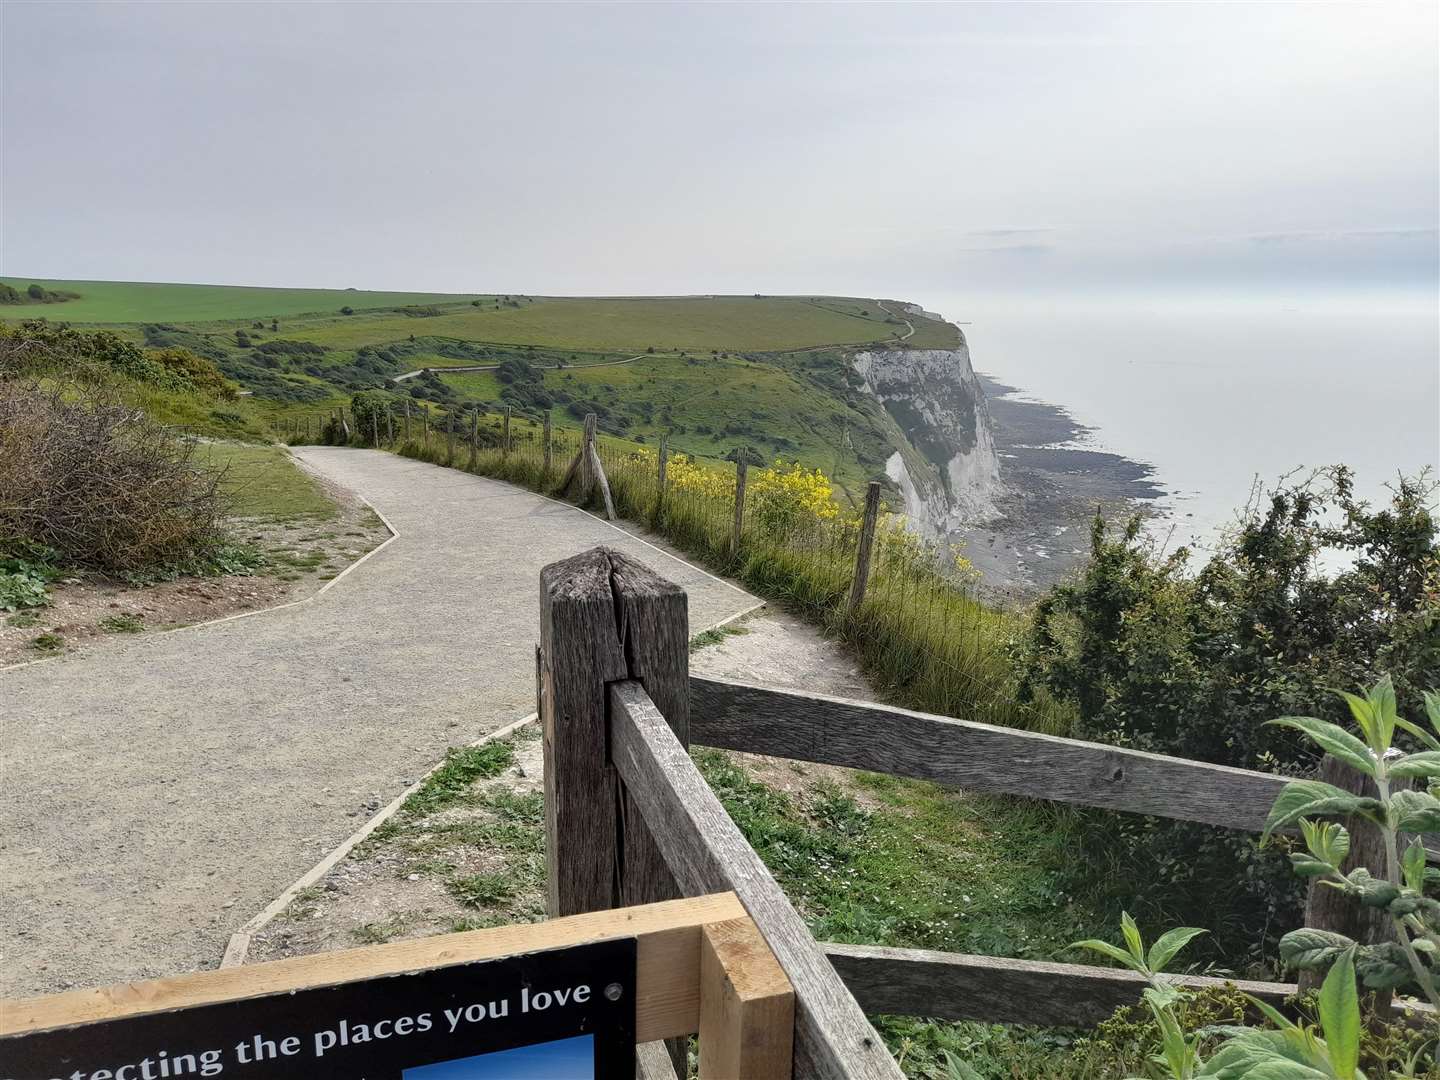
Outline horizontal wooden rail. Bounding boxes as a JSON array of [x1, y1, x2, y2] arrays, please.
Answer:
[[690, 676, 1440, 858], [2, 893, 745, 1042], [610, 680, 903, 1080], [823, 943, 1292, 1028], [691, 674, 1286, 830]]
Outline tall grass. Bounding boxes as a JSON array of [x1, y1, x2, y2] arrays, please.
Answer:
[[291, 405, 1064, 733]]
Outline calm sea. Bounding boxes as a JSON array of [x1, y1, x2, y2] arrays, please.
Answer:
[[919, 289, 1440, 553]]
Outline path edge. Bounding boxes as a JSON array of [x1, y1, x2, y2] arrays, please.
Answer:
[[0, 449, 401, 675], [217, 602, 764, 969]]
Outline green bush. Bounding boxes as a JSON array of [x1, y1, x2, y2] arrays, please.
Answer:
[[1014, 469, 1439, 964]]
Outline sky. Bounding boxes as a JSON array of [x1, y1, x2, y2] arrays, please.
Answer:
[[2, 2, 1437, 298]]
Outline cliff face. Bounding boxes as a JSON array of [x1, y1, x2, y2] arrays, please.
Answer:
[[851, 335, 1002, 533]]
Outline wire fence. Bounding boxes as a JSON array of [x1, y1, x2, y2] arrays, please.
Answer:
[[277, 402, 1059, 733]]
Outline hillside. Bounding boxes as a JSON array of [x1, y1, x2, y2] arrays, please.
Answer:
[[0, 279, 969, 498]]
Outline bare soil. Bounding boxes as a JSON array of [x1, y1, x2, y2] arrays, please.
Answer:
[[0, 481, 389, 669]]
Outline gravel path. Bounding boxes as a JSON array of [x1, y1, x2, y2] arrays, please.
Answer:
[[0, 447, 757, 997]]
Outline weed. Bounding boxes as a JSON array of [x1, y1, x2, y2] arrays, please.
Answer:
[[29, 632, 62, 652], [448, 872, 518, 909], [99, 614, 144, 633], [6, 611, 41, 628], [688, 624, 750, 652]]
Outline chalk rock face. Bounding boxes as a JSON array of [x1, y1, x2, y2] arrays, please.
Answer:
[[851, 336, 1002, 533]]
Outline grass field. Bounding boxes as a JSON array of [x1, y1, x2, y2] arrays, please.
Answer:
[[0, 278, 488, 324], [201, 444, 336, 520]]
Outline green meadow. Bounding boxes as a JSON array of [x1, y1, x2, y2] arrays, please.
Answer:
[[0, 278, 488, 325]]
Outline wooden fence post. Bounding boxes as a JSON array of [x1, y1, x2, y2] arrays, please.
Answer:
[[503, 406, 512, 457], [304, 416, 310, 441], [386, 408, 394, 445], [538, 547, 689, 918], [404, 399, 411, 442], [731, 459, 748, 556], [847, 482, 882, 618], [1298, 758, 1412, 1003], [699, 918, 794, 1079], [540, 547, 689, 1075], [543, 411, 553, 475], [469, 411, 479, 469], [446, 412, 455, 462], [657, 437, 669, 510]]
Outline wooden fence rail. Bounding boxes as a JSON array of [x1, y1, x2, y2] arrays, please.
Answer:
[[690, 674, 1284, 831]]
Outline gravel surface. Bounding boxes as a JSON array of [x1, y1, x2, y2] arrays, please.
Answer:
[[0, 447, 756, 997]]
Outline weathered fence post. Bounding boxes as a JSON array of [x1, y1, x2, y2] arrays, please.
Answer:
[[1298, 758, 1412, 1004], [503, 406, 512, 457], [304, 416, 310, 441], [469, 411, 479, 470], [731, 458, 748, 556], [539, 547, 690, 1076], [847, 482, 882, 618], [657, 436, 669, 510], [386, 408, 394, 445], [404, 399, 411, 442], [446, 412, 455, 462], [539, 547, 688, 918], [543, 411, 553, 475]]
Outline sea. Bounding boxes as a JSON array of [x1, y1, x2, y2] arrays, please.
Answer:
[[919, 288, 1439, 562]]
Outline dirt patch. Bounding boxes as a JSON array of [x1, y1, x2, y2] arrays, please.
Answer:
[[0, 477, 389, 668], [248, 727, 546, 963]]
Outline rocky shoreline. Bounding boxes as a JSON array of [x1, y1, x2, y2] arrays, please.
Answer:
[[952, 374, 1165, 598]]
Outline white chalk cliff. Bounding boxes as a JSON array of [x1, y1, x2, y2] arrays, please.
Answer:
[[851, 332, 1002, 534]]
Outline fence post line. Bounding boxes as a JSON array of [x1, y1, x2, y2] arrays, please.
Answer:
[[469, 411, 479, 469], [847, 482, 883, 619], [503, 406, 512, 457], [543, 411, 553, 475], [731, 458, 748, 556]]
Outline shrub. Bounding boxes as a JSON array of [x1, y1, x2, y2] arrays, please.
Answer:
[[1015, 468, 1439, 963], [0, 379, 225, 572], [339, 306, 354, 316], [26, 284, 45, 300], [2, 321, 234, 398]]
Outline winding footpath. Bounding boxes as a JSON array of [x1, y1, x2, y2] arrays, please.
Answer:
[[0, 448, 757, 997]]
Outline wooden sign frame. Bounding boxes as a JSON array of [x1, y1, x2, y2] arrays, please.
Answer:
[[1, 893, 794, 1080]]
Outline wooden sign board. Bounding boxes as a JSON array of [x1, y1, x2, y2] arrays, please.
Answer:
[[1, 940, 636, 1080]]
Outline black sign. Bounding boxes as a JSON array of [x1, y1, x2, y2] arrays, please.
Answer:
[[2, 938, 635, 1080]]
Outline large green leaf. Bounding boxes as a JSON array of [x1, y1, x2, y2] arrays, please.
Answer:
[[1354, 941, 1415, 991], [1147, 926, 1208, 974], [1401, 837, 1426, 891], [1389, 788, 1440, 834], [1387, 750, 1440, 780], [1424, 690, 1440, 740], [1393, 714, 1440, 753], [1268, 717, 1376, 777], [1279, 927, 1355, 970], [1317, 950, 1360, 1080], [1261, 780, 1381, 841], [1070, 937, 1146, 974]]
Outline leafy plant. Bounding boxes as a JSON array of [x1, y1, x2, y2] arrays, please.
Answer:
[[1064, 678, 1440, 1079], [1262, 678, 1440, 1015]]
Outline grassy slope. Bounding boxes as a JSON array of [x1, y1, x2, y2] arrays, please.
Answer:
[[6, 279, 962, 493]]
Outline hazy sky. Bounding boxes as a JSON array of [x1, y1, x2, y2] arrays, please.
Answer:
[[3, 2, 1437, 297]]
